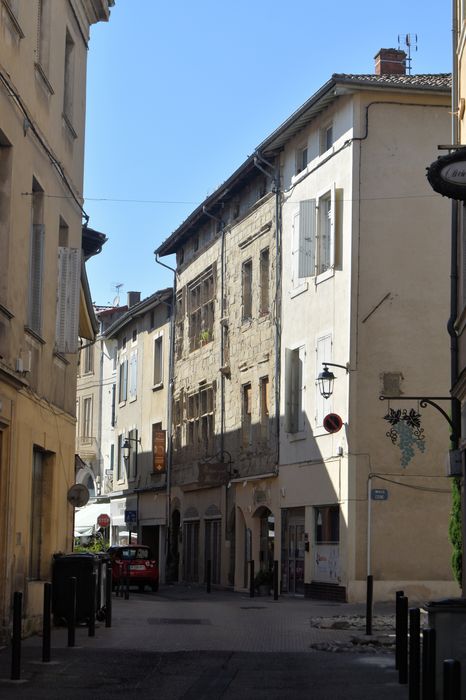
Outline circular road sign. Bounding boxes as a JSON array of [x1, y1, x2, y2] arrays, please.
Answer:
[[97, 513, 110, 528], [323, 413, 343, 434]]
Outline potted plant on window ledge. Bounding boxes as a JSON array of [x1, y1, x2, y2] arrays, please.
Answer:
[[199, 329, 212, 346], [254, 568, 273, 596]]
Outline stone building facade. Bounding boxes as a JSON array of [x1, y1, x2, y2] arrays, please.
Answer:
[[158, 49, 460, 602], [157, 163, 279, 588]]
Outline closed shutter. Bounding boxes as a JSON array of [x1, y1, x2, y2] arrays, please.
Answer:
[[298, 199, 316, 278], [55, 246, 81, 353], [129, 351, 137, 400], [28, 224, 45, 333]]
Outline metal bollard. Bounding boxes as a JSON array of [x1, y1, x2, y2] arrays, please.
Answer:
[[443, 659, 461, 700], [67, 576, 76, 648], [249, 560, 255, 598], [398, 595, 409, 684], [124, 561, 130, 601], [421, 627, 435, 700], [365, 575, 373, 635], [395, 590, 404, 670], [105, 563, 112, 628], [409, 607, 421, 700], [42, 582, 52, 663], [10, 591, 22, 681], [88, 572, 96, 637], [273, 560, 279, 601], [206, 559, 211, 594]]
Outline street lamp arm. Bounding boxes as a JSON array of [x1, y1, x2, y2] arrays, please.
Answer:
[[322, 362, 350, 373]]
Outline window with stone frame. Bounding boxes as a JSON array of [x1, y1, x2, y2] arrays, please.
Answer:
[[259, 376, 270, 442], [186, 385, 214, 453], [242, 383, 252, 447], [173, 396, 182, 452], [175, 288, 185, 360], [242, 259, 253, 321], [259, 247, 270, 315], [188, 265, 216, 351]]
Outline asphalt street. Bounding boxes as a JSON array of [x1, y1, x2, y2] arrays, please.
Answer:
[[0, 585, 409, 699]]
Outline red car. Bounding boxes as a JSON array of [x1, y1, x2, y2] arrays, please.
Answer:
[[108, 544, 159, 592]]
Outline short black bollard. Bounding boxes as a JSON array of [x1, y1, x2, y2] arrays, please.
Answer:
[[398, 595, 409, 684], [88, 572, 96, 637], [421, 627, 435, 700], [124, 561, 130, 601], [273, 560, 279, 601], [395, 590, 404, 670], [105, 563, 112, 628], [67, 576, 76, 648], [409, 607, 421, 700], [206, 560, 212, 594], [42, 582, 52, 663], [249, 560, 255, 598], [10, 591, 22, 681], [443, 659, 461, 700], [365, 575, 373, 635]]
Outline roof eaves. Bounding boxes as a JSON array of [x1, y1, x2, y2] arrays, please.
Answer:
[[104, 287, 173, 339]]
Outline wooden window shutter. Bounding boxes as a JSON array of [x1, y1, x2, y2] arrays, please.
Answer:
[[55, 246, 81, 354], [28, 224, 45, 333], [298, 199, 316, 278]]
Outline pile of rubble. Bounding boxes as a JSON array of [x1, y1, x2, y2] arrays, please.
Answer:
[[309, 614, 396, 654]]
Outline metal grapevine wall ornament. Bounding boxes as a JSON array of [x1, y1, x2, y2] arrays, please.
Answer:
[[383, 403, 426, 468]]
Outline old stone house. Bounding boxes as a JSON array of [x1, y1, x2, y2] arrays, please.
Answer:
[[157, 49, 459, 601]]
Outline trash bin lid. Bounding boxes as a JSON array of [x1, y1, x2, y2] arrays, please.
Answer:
[[425, 597, 466, 610]]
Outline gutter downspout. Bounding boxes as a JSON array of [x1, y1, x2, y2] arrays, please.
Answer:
[[254, 152, 282, 468], [155, 253, 176, 582], [451, 0, 464, 595], [202, 206, 226, 463]]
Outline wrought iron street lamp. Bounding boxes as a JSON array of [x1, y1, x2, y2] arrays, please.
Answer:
[[317, 362, 349, 399]]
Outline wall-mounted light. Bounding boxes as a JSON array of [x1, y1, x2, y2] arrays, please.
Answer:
[[317, 362, 349, 399]]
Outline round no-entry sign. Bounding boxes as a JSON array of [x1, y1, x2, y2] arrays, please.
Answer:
[[97, 513, 110, 528], [323, 413, 343, 434]]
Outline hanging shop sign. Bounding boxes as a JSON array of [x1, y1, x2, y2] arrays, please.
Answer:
[[426, 148, 466, 200]]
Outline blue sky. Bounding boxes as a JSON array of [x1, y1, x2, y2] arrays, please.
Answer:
[[84, 1, 452, 306]]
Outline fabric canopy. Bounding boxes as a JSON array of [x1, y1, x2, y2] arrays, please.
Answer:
[[74, 502, 111, 537]]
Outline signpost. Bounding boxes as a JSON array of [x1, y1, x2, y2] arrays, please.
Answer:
[[124, 510, 137, 545], [371, 488, 389, 501], [97, 513, 110, 528], [323, 413, 343, 434]]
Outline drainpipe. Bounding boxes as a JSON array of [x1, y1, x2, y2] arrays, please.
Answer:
[[254, 151, 282, 466], [155, 254, 176, 581], [202, 206, 226, 463], [450, 0, 464, 596]]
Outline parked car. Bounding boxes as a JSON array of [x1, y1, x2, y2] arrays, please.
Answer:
[[107, 544, 159, 592]]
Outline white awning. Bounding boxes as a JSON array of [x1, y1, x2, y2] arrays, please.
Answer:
[[74, 502, 111, 537]]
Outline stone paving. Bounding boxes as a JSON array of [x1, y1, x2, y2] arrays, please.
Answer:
[[0, 585, 408, 699]]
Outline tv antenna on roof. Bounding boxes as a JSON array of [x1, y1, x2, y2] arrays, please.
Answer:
[[113, 282, 123, 307], [398, 34, 418, 75]]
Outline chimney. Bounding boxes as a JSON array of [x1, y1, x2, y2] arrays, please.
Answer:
[[374, 48, 407, 76], [127, 291, 141, 308]]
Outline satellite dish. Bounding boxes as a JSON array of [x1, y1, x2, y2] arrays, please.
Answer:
[[67, 483, 90, 507]]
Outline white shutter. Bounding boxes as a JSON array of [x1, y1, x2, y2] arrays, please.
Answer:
[[55, 247, 81, 354], [329, 184, 336, 269], [28, 224, 45, 333], [129, 351, 137, 400], [298, 200, 316, 278]]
